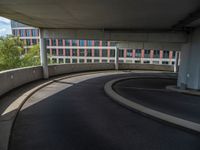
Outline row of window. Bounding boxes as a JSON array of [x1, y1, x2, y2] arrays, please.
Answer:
[[13, 29, 39, 37], [46, 39, 116, 47], [48, 49, 116, 57], [48, 49, 176, 59], [51, 58, 174, 65], [22, 39, 39, 46], [119, 49, 176, 59]]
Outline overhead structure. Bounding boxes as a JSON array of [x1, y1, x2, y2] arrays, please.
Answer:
[[1, 0, 200, 89]]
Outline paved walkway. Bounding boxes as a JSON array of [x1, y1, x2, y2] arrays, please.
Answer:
[[9, 72, 200, 150], [114, 78, 200, 124]]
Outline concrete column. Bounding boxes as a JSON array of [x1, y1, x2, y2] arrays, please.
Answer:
[[115, 47, 119, 70], [174, 51, 180, 73], [39, 29, 49, 79], [178, 27, 200, 90]]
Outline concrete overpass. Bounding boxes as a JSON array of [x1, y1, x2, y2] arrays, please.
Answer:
[[1, 0, 200, 89]]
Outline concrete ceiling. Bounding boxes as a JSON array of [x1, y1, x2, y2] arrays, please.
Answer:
[[0, 0, 200, 31]]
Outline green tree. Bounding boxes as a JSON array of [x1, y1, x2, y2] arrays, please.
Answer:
[[0, 36, 24, 71], [21, 44, 40, 67]]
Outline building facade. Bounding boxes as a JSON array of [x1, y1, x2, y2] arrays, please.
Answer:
[[11, 20, 176, 65]]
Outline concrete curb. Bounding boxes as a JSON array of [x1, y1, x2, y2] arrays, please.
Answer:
[[166, 85, 200, 96], [104, 77, 200, 133]]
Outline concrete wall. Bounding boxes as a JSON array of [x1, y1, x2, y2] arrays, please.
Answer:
[[0, 66, 43, 96], [48, 63, 115, 77], [119, 63, 174, 71], [0, 63, 174, 97]]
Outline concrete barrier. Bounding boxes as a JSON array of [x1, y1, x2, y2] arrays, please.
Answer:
[[48, 63, 115, 77], [0, 63, 174, 97], [119, 63, 174, 71], [0, 66, 43, 96]]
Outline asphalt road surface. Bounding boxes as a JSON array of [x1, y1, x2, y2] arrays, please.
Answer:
[[9, 72, 200, 150]]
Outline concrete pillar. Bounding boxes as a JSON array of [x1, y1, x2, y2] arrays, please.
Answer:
[[174, 51, 180, 73], [39, 29, 49, 79], [115, 47, 119, 70], [178, 27, 200, 90]]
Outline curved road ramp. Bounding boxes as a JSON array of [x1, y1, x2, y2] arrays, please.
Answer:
[[0, 64, 200, 150]]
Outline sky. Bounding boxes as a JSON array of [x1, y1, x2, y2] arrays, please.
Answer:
[[0, 17, 12, 37]]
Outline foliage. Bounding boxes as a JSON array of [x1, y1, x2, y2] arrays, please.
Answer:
[[0, 36, 40, 71], [21, 44, 40, 67]]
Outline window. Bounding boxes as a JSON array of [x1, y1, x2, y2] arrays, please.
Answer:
[[153, 50, 160, 58], [110, 60, 115, 63], [87, 49, 92, 57], [47, 49, 50, 55], [52, 58, 57, 64], [52, 49, 57, 56], [65, 40, 70, 46], [72, 59, 77, 63], [172, 51, 176, 58], [52, 39, 57, 46], [59, 58, 64, 64], [26, 29, 31, 36], [135, 49, 141, 58], [32, 29, 38, 36], [162, 61, 169, 65], [87, 59, 92, 63], [126, 60, 132, 63], [72, 40, 77, 46], [32, 39, 37, 45], [102, 41, 108, 46], [79, 40, 85, 46], [20, 29, 25, 37], [58, 49, 63, 56], [163, 50, 169, 58], [110, 49, 115, 57], [119, 49, 124, 57], [87, 40, 92, 46], [94, 59, 99, 63], [26, 39, 31, 46], [143, 60, 150, 64], [72, 49, 77, 56], [46, 39, 50, 46], [65, 49, 70, 56], [79, 49, 85, 56], [126, 49, 132, 58], [153, 61, 159, 64], [94, 41, 100, 46], [172, 61, 175, 65], [65, 58, 70, 63], [135, 60, 141, 64], [79, 59, 84, 63], [58, 39, 63, 46], [144, 50, 150, 58], [119, 60, 124, 63], [102, 59, 107, 63], [94, 49, 99, 57], [102, 49, 107, 57]]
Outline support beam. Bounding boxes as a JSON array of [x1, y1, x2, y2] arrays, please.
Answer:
[[39, 29, 49, 79], [115, 47, 119, 70], [42, 29, 187, 43]]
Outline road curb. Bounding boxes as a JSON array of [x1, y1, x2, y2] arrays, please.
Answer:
[[104, 77, 200, 133], [166, 85, 200, 96]]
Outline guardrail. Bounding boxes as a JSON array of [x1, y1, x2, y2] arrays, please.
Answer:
[[0, 63, 174, 97]]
